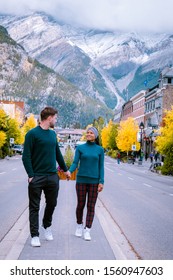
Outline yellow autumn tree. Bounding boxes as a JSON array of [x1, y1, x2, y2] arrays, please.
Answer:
[[101, 120, 118, 150], [107, 120, 118, 150], [22, 114, 37, 139], [0, 109, 23, 157], [116, 117, 140, 155], [0, 108, 8, 131], [155, 106, 173, 175], [7, 118, 22, 144], [101, 125, 109, 149], [155, 107, 173, 154], [0, 131, 6, 149]]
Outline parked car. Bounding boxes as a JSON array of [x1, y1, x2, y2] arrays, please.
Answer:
[[12, 144, 23, 155]]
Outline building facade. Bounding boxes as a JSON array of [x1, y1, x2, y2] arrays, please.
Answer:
[[0, 100, 25, 123], [119, 66, 173, 156]]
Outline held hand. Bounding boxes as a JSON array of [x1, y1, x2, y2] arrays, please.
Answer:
[[98, 183, 104, 192], [64, 171, 71, 180]]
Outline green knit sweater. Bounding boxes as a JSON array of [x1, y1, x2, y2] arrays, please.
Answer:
[[22, 126, 67, 178], [69, 141, 104, 184]]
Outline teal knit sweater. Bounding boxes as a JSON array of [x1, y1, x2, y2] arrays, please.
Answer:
[[69, 141, 104, 184], [22, 126, 67, 178]]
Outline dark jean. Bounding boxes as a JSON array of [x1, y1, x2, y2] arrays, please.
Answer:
[[28, 174, 59, 237]]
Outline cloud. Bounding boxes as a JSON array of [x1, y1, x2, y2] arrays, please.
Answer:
[[1, 0, 173, 32]]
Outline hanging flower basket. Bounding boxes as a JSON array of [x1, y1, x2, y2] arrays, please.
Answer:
[[57, 169, 67, 180], [57, 168, 77, 180]]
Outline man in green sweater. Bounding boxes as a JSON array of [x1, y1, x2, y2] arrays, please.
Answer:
[[22, 107, 70, 247]]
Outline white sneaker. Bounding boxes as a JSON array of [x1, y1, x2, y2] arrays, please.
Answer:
[[43, 226, 53, 241], [75, 224, 83, 237], [84, 227, 91, 241], [31, 236, 41, 247]]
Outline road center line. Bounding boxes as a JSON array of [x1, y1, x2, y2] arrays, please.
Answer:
[[0, 172, 6, 175], [143, 183, 152, 188], [128, 177, 134, 180]]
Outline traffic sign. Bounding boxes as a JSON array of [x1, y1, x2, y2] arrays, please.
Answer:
[[132, 144, 136, 151], [10, 138, 14, 144]]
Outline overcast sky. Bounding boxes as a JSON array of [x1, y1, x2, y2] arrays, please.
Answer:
[[1, 0, 173, 33]]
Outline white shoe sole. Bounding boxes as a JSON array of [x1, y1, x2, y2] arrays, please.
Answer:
[[84, 233, 91, 241], [31, 243, 41, 247], [75, 232, 83, 237], [42, 226, 53, 241], [31, 239, 41, 247]]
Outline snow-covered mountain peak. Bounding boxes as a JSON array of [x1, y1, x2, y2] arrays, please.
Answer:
[[1, 11, 173, 109]]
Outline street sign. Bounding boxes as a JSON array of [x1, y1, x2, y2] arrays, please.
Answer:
[[132, 144, 136, 151], [10, 138, 14, 144]]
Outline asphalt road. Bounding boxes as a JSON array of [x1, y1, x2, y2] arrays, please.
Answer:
[[102, 156, 173, 259], [0, 155, 28, 242], [0, 155, 173, 259]]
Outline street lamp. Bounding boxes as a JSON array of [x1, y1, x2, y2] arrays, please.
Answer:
[[139, 121, 144, 160]]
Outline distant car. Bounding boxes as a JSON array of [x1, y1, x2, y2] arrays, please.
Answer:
[[12, 144, 23, 155]]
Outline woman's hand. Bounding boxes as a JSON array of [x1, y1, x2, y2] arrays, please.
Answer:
[[98, 183, 104, 192], [65, 171, 71, 180]]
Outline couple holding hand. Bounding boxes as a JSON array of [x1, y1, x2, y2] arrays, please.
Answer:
[[22, 107, 104, 247]]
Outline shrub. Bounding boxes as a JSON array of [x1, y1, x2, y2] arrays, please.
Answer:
[[161, 158, 173, 175], [110, 150, 117, 159], [63, 145, 74, 168]]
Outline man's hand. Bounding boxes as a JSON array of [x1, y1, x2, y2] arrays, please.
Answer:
[[28, 177, 33, 183], [64, 171, 71, 180], [98, 183, 104, 192]]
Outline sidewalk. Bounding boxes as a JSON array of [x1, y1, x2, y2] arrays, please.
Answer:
[[1, 156, 141, 260], [126, 158, 153, 169], [9, 180, 116, 260]]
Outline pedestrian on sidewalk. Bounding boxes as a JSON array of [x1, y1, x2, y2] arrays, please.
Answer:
[[117, 152, 121, 164], [145, 152, 148, 161], [22, 107, 70, 247], [150, 151, 154, 163], [68, 126, 104, 241]]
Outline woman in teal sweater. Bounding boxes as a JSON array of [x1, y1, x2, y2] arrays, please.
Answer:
[[69, 127, 104, 241]]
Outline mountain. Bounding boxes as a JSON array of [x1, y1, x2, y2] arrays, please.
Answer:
[[0, 12, 124, 110], [1, 11, 173, 114], [1, 12, 173, 107], [0, 25, 113, 127]]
